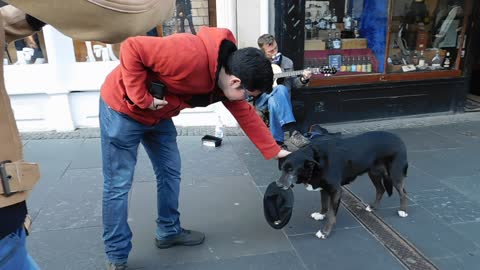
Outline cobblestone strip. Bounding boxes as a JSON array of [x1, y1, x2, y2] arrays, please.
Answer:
[[20, 111, 480, 140], [342, 187, 438, 270]]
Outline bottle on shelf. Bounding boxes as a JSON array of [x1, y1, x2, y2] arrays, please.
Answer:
[[366, 56, 372, 72], [412, 50, 419, 66], [353, 20, 360, 38], [350, 57, 357, 72], [443, 52, 451, 69], [331, 8, 337, 23], [418, 50, 426, 68], [318, 10, 327, 30], [346, 57, 352, 72], [431, 49, 442, 69], [340, 56, 347, 72], [356, 56, 362, 72], [214, 116, 224, 139], [361, 56, 367, 72], [325, 32, 333, 50], [343, 11, 352, 31], [332, 32, 342, 49]]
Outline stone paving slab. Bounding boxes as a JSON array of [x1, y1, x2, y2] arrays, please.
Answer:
[[155, 251, 305, 270], [30, 168, 103, 233], [19, 113, 480, 269], [128, 178, 292, 269], [28, 226, 105, 270], [228, 136, 281, 187], [376, 206, 479, 260], [289, 228, 406, 270]]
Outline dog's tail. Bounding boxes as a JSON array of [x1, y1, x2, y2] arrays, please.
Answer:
[[382, 176, 393, 197]]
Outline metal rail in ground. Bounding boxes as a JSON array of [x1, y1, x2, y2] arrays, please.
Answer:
[[341, 187, 439, 270]]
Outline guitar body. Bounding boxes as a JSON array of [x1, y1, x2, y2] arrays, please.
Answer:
[[272, 64, 284, 87]]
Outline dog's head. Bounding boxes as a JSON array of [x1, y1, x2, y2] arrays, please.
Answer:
[[277, 147, 326, 190]]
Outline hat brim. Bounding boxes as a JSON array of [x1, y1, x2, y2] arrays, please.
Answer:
[[263, 182, 294, 229]]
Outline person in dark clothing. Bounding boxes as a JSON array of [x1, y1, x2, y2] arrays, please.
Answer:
[[176, 0, 196, 34]]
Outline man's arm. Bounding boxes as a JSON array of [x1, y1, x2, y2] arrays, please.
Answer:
[[223, 100, 283, 160], [119, 37, 169, 110], [281, 56, 309, 89]]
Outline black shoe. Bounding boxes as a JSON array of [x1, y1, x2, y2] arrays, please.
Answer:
[[309, 124, 330, 135], [309, 124, 342, 137], [155, 229, 205, 249]]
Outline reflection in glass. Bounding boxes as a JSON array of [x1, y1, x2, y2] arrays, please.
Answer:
[[388, 0, 465, 73], [4, 33, 48, 65], [304, 0, 387, 76]]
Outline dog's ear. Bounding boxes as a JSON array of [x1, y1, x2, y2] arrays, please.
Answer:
[[305, 158, 321, 169]]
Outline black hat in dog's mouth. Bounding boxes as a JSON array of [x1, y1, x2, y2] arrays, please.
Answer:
[[263, 181, 294, 229]]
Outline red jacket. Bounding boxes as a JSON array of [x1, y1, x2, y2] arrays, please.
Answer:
[[100, 27, 280, 159]]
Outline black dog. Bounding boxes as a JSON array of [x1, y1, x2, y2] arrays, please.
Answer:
[[277, 131, 408, 239]]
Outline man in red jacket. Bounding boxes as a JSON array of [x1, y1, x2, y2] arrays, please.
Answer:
[[100, 26, 290, 269]]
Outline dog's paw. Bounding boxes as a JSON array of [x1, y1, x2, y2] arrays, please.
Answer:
[[365, 205, 373, 212], [315, 230, 327, 239], [311, 212, 326, 221], [398, 210, 408, 218], [305, 184, 322, 192]]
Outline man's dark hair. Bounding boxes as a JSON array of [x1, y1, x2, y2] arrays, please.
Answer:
[[225, 47, 273, 93]]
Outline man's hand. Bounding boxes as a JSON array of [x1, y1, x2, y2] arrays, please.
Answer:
[[302, 69, 312, 80], [148, 97, 168, 110], [275, 149, 291, 159]]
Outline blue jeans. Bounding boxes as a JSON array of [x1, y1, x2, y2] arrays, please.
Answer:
[[0, 226, 40, 269], [254, 85, 296, 142], [99, 98, 182, 264]]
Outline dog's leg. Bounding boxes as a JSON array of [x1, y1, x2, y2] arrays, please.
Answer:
[[311, 189, 329, 221], [316, 188, 341, 239], [394, 179, 408, 217], [366, 171, 385, 212], [390, 155, 409, 218]]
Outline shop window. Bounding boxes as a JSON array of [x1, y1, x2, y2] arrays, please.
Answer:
[[387, 0, 465, 73], [72, 0, 213, 62], [4, 31, 48, 65], [301, 0, 470, 83], [304, 0, 385, 75]]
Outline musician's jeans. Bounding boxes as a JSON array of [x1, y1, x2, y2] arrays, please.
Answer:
[[254, 85, 296, 143], [0, 226, 40, 270]]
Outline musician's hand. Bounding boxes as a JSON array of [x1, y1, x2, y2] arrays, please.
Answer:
[[302, 69, 312, 80], [148, 97, 168, 110]]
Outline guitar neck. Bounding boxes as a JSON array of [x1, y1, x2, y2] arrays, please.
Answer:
[[273, 70, 306, 79]]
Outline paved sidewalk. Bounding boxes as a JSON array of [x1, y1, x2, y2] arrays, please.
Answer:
[[22, 112, 480, 269]]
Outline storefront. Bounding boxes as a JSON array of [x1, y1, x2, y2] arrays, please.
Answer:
[[273, 0, 477, 130], [4, 0, 231, 132], [5, 0, 477, 132]]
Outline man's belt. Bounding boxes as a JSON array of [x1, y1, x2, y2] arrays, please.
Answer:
[[0, 160, 40, 208]]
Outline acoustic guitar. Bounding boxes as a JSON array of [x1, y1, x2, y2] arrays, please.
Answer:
[[272, 64, 337, 87]]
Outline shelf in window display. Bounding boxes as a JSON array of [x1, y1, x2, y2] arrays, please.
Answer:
[[305, 48, 379, 74]]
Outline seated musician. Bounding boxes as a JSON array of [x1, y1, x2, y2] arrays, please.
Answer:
[[251, 34, 312, 146]]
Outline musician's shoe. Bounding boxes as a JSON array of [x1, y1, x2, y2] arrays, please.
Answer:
[[285, 130, 310, 150]]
